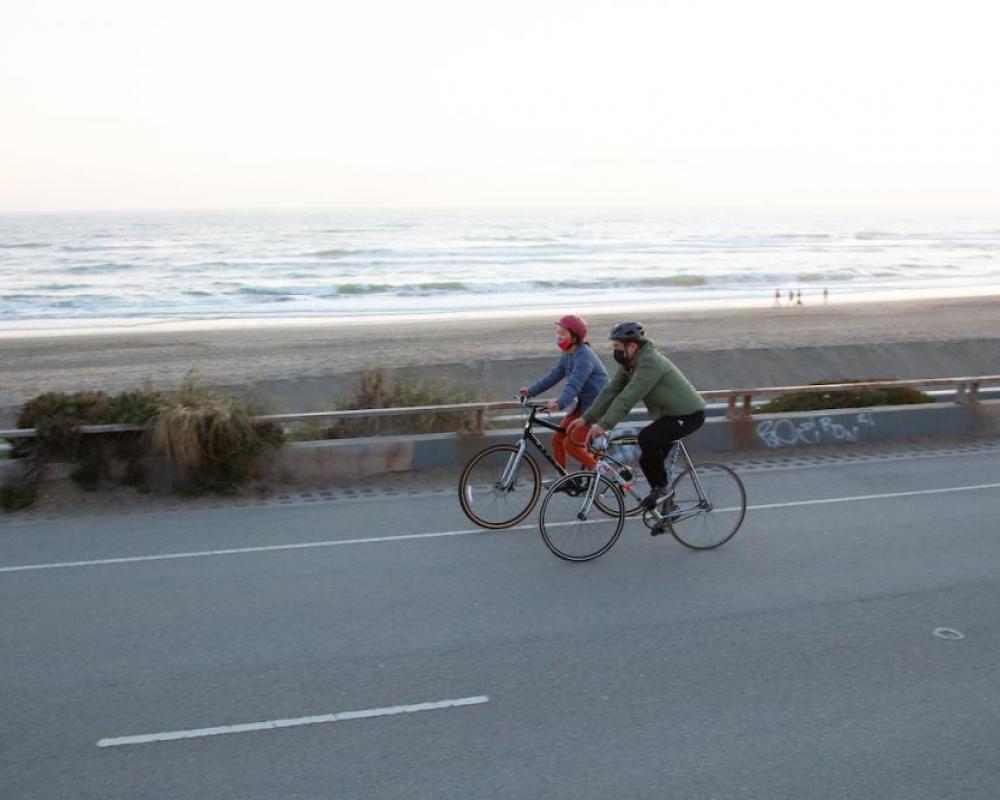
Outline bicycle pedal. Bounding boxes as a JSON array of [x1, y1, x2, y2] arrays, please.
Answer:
[[650, 523, 669, 537]]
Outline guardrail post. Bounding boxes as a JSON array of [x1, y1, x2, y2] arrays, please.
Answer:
[[726, 394, 737, 419], [952, 380, 985, 406], [955, 381, 977, 405], [733, 392, 756, 449]]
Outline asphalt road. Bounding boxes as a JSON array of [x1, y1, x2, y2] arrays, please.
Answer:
[[2, 446, 999, 799]]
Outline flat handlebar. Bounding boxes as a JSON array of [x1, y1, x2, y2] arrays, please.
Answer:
[[517, 395, 547, 411]]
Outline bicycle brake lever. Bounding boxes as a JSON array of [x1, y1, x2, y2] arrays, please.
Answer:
[[589, 434, 609, 453]]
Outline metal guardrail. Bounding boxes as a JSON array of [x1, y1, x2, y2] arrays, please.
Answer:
[[702, 375, 1000, 418], [1, 422, 147, 441], [0, 402, 520, 440], [2, 376, 999, 441]]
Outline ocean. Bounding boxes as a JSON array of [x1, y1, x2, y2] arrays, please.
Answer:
[[2, 209, 998, 331]]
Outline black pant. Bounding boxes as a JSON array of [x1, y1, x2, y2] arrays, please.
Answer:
[[638, 410, 706, 487]]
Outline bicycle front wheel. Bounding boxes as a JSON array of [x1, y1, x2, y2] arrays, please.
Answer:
[[539, 472, 624, 562], [668, 463, 746, 550], [458, 444, 541, 529]]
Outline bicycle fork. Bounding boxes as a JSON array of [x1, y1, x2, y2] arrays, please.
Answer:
[[573, 471, 605, 520], [498, 439, 527, 490]]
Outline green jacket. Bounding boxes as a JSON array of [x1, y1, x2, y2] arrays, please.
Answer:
[[583, 338, 705, 429]]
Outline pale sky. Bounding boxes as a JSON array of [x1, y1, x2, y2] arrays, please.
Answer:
[[2, 0, 998, 212]]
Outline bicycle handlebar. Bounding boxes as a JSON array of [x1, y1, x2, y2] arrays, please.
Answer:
[[517, 395, 547, 411]]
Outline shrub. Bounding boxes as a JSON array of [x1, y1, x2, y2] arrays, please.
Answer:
[[8, 380, 285, 501], [16, 390, 110, 461], [0, 459, 41, 512], [107, 388, 166, 424], [322, 369, 481, 439], [758, 379, 933, 414], [104, 388, 165, 491], [13, 389, 165, 491], [1, 484, 36, 512], [150, 378, 284, 494]]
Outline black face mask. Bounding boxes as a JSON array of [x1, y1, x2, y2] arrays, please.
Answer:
[[613, 348, 629, 365]]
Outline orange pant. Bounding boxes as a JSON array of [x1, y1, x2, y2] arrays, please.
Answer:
[[553, 409, 598, 471]]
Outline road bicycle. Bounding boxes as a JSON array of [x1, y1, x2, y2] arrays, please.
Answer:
[[458, 398, 650, 529], [537, 435, 747, 562]]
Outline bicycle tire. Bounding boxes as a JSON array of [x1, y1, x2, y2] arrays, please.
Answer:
[[667, 463, 746, 550], [458, 444, 541, 529], [539, 471, 625, 562]]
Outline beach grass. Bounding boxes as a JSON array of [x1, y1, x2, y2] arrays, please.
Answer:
[[150, 376, 284, 494], [315, 369, 483, 439]]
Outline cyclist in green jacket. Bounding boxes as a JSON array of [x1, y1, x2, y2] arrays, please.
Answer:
[[566, 321, 706, 511]]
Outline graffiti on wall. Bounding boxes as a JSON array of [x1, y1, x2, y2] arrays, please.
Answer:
[[756, 413, 876, 448]]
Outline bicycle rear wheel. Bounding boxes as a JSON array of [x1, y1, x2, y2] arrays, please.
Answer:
[[458, 444, 541, 529], [539, 472, 624, 562], [668, 463, 746, 550]]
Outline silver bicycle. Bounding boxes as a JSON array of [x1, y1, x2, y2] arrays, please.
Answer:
[[537, 435, 747, 562], [458, 397, 649, 529]]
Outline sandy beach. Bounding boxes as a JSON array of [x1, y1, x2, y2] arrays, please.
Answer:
[[2, 294, 999, 426]]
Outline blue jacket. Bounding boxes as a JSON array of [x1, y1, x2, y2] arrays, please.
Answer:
[[528, 344, 610, 413]]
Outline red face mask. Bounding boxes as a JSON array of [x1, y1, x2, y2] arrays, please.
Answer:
[[556, 337, 573, 351]]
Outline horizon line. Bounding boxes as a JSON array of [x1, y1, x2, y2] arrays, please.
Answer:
[[3, 203, 1000, 216]]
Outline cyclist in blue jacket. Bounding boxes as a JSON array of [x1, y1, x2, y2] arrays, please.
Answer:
[[519, 314, 610, 470]]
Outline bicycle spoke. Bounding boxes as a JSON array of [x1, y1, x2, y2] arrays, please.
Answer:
[[539, 473, 624, 561], [668, 463, 746, 549], [459, 445, 540, 529]]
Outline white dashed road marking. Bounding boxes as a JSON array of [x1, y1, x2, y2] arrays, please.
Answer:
[[3, 481, 1000, 574], [96, 695, 490, 748]]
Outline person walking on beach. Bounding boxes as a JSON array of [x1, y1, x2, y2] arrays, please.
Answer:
[[567, 322, 705, 518], [520, 315, 609, 470]]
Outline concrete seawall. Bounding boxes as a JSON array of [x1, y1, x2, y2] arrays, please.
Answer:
[[235, 338, 1000, 416]]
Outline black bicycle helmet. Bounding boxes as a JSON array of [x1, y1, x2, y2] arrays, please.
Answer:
[[608, 321, 645, 342]]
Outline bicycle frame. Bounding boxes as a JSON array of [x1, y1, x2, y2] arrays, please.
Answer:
[[592, 438, 709, 525], [497, 403, 568, 488]]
